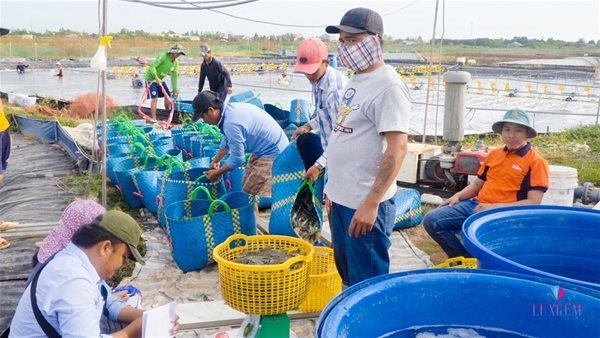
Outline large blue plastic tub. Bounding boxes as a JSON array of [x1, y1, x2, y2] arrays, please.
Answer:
[[316, 269, 600, 337], [463, 205, 600, 291]]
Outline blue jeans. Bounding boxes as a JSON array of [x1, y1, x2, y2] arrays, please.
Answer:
[[330, 198, 395, 286], [423, 199, 478, 258], [0, 129, 10, 173]]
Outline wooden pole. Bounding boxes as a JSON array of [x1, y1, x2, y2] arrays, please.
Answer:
[[422, 0, 440, 144], [101, 0, 108, 207]]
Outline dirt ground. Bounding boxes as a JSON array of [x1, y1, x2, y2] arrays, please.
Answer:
[[404, 204, 449, 266]]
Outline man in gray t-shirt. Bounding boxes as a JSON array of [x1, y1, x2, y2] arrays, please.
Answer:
[[324, 7, 410, 286]]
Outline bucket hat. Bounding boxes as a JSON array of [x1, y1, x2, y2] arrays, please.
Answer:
[[169, 44, 186, 55], [492, 109, 537, 138]]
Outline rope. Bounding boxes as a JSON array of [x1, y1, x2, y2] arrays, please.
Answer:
[[120, 0, 258, 10]]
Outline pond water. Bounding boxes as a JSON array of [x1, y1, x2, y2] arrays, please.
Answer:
[[2, 67, 599, 135]]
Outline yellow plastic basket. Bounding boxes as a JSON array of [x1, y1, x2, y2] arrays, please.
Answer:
[[213, 234, 315, 315], [299, 246, 342, 313], [433, 256, 479, 269]]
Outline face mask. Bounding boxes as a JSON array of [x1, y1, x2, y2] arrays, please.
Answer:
[[337, 35, 382, 72]]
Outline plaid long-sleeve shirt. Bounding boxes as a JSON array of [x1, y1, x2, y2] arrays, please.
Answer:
[[308, 66, 348, 167]]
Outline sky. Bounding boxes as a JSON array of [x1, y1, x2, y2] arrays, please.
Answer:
[[0, 0, 599, 42]]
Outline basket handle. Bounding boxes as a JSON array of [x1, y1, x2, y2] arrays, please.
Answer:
[[223, 233, 249, 249], [193, 174, 209, 184], [190, 186, 213, 201], [280, 254, 310, 271], [166, 160, 185, 174], [298, 178, 316, 196], [131, 142, 147, 155], [143, 154, 160, 167], [208, 199, 231, 215]]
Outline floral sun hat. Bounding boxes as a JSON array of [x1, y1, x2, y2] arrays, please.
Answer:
[[37, 200, 106, 263]]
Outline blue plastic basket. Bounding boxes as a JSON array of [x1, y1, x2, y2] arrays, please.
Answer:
[[165, 192, 257, 272], [269, 140, 324, 240], [289, 98, 310, 126]]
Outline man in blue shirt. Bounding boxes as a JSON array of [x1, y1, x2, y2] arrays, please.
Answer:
[[198, 44, 233, 101], [192, 91, 289, 216], [9, 210, 179, 338]]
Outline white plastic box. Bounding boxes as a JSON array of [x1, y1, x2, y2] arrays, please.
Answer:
[[541, 165, 578, 207], [8, 93, 37, 107]]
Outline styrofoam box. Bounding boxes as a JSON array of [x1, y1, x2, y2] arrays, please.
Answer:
[[8, 93, 37, 107]]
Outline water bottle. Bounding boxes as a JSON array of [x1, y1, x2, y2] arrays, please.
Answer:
[[90, 36, 112, 71]]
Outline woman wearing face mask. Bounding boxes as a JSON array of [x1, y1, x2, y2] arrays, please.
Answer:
[[323, 8, 412, 287]]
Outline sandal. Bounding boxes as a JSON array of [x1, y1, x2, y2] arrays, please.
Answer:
[[0, 237, 10, 250], [0, 221, 18, 232]]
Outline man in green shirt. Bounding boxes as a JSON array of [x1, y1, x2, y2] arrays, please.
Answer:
[[145, 44, 185, 121]]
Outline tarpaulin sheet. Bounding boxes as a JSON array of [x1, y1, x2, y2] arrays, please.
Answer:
[[0, 133, 75, 328], [12, 115, 57, 143], [57, 124, 86, 162]]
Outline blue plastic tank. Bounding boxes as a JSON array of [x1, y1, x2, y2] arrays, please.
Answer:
[[463, 205, 600, 291], [316, 269, 600, 337], [328, 54, 338, 68]]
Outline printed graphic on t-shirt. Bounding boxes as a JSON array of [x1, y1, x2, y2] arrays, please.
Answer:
[[334, 88, 359, 133]]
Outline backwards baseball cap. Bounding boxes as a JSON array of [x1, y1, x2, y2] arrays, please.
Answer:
[[326, 7, 383, 36], [192, 90, 220, 122], [98, 210, 145, 264], [199, 44, 211, 56], [492, 109, 537, 138], [169, 44, 186, 55], [294, 38, 328, 75]]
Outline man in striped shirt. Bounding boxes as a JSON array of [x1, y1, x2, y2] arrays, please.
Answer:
[[292, 38, 348, 182]]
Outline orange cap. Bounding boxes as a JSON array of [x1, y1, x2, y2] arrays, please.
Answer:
[[294, 38, 328, 74]]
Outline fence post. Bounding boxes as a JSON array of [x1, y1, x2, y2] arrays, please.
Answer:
[[596, 94, 600, 125]]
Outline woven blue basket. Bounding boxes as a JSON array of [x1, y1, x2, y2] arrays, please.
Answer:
[[264, 103, 290, 129], [223, 166, 245, 192], [393, 188, 422, 229], [133, 157, 211, 215], [284, 123, 298, 140], [157, 167, 227, 227], [289, 98, 310, 126], [165, 191, 257, 272], [229, 90, 264, 110], [189, 134, 222, 159], [172, 129, 200, 151], [269, 140, 324, 240], [113, 156, 164, 208]]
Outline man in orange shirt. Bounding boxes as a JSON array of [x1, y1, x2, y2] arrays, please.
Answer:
[[424, 109, 549, 258]]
